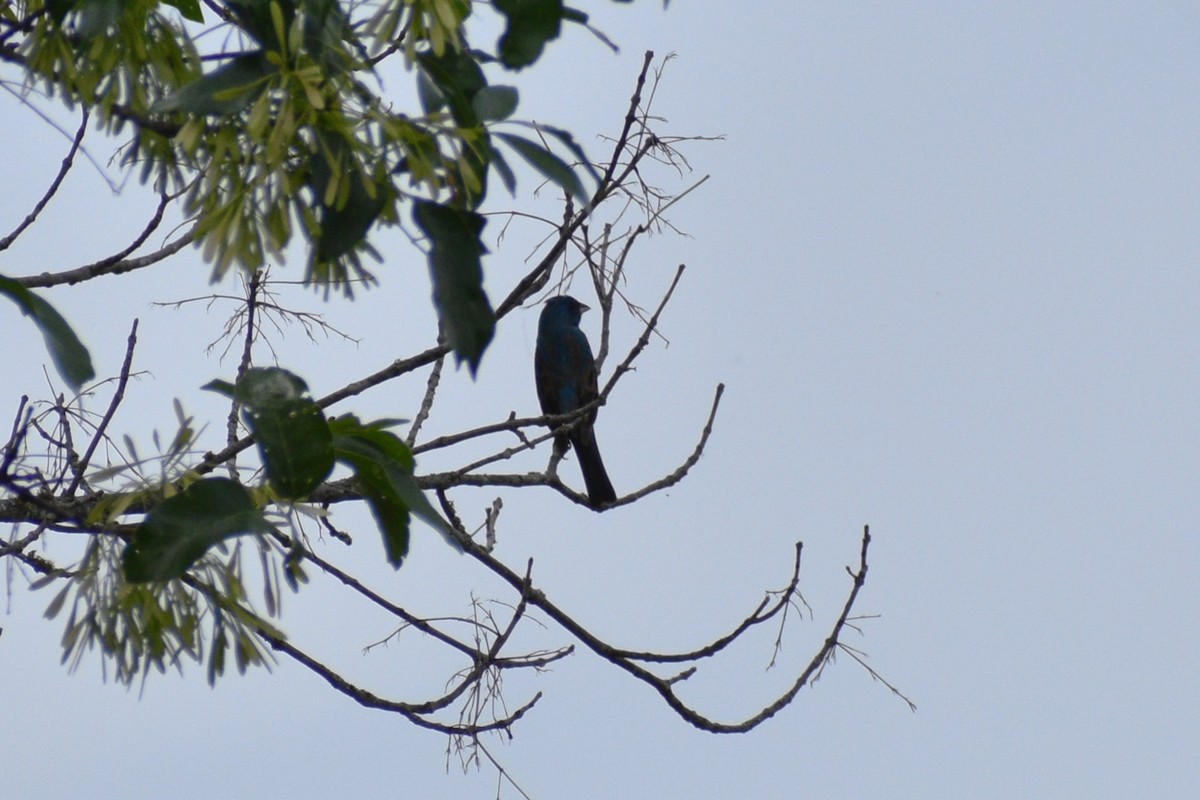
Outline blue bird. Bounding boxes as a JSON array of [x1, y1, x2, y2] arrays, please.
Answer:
[[535, 295, 617, 507]]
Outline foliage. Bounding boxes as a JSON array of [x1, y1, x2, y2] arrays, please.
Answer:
[[0, 274, 95, 390], [1, 2, 898, 786], [4, 0, 623, 372]]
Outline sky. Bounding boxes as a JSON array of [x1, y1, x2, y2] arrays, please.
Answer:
[[3, 2, 1199, 798]]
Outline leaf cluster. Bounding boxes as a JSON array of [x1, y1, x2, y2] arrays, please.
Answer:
[[118, 367, 457, 583], [1, 28, 904, 775], [5, 0, 629, 373]]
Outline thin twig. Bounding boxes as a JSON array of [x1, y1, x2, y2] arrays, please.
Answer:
[[493, 51, 658, 320], [66, 320, 138, 497], [601, 263, 686, 397], [450, 525, 877, 733], [0, 109, 87, 252], [224, 271, 262, 477]]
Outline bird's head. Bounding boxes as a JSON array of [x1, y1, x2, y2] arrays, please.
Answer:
[[541, 295, 589, 327]]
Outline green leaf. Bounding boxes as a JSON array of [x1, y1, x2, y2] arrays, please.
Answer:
[[329, 415, 413, 467], [123, 478, 270, 583], [45, 0, 78, 23], [529, 122, 602, 187], [204, 367, 334, 498], [414, 53, 494, 206], [209, 628, 228, 685], [0, 275, 95, 392], [417, 49, 486, 127], [74, 0, 124, 38], [416, 67, 446, 115], [495, 132, 588, 205], [310, 134, 391, 263], [204, 365, 307, 407], [223, 0, 281, 48], [250, 397, 333, 498], [204, 378, 237, 397], [473, 85, 519, 122], [562, 6, 589, 24], [494, 0, 565, 69], [162, 0, 204, 22], [43, 583, 71, 620], [333, 418, 455, 546], [335, 438, 410, 566], [384, 457, 459, 551], [330, 415, 460, 568], [490, 145, 518, 196], [412, 201, 494, 374], [296, 0, 356, 74], [153, 53, 275, 116]]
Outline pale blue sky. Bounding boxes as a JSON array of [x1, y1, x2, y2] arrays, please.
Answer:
[[3, 2, 1198, 798]]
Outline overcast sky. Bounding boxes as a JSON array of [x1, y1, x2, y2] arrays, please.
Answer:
[[3, 2, 1198, 798]]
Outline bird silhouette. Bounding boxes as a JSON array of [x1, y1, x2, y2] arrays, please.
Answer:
[[534, 295, 617, 507]]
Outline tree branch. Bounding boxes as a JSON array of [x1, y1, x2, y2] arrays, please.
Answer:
[[0, 109, 87, 252], [15, 225, 197, 289], [65, 319, 138, 496]]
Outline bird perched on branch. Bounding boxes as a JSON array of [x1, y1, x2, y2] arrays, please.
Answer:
[[535, 295, 617, 507]]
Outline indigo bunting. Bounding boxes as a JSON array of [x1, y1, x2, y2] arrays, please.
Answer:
[[535, 295, 617, 507]]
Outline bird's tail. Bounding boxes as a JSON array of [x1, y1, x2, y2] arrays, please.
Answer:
[[572, 431, 616, 508]]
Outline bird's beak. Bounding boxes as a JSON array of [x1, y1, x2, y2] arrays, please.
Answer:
[[580, 302, 590, 313]]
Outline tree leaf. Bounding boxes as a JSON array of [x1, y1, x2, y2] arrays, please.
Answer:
[[330, 414, 460, 568], [417, 49, 486, 126], [331, 418, 456, 547], [162, 0, 204, 23], [223, 0, 280, 48], [204, 367, 334, 498], [329, 414, 415, 469], [473, 85, 519, 122], [490, 144, 518, 196], [123, 478, 270, 583], [494, 0, 566, 70], [250, 397, 333, 498], [310, 134, 391, 263], [0, 275, 95, 392], [45, 0, 78, 24], [152, 52, 275, 116], [73, 0, 125, 38], [412, 201, 494, 374], [495, 132, 588, 205], [384, 456, 459, 550], [416, 67, 446, 115], [527, 122, 602, 188], [562, 6, 590, 24], [345, 448, 411, 567]]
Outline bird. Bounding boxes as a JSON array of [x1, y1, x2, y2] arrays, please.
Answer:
[[534, 295, 617, 507]]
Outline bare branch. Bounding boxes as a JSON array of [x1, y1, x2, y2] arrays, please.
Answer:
[[493, 51, 659, 320], [270, 528, 481, 661], [223, 272, 262, 476], [836, 639, 918, 713], [0, 109, 87, 252], [15, 225, 197, 289], [450, 525, 880, 734], [261, 630, 544, 736], [65, 320, 138, 497], [607, 539, 804, 664], [601, 263, 686, 397], [407, 333, 446, 447], [603, 383, 723, 507]]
